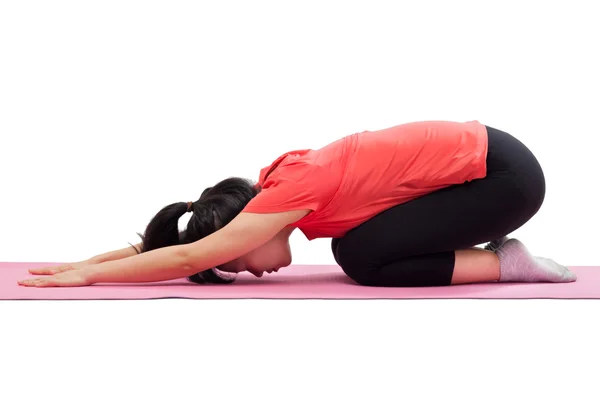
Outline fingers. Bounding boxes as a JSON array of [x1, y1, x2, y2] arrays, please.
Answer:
[[29, 265, 73, 275], [18, 277, 55, 287], [28, 267, 53, 275]]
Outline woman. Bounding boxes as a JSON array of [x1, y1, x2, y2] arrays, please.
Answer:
[[19, 120, 576, 288]]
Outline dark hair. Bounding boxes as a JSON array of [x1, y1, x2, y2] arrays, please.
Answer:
[[129, 177, 260, 284]]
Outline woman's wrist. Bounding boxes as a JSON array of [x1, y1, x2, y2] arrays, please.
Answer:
[[80, 265, 102, 284], [85, 256, 104, 265]]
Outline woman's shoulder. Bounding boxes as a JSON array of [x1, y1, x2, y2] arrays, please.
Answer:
[[257, 149, 317, 185]]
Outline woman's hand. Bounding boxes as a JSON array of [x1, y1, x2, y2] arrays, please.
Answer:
[[18, 269, 92, 287], [28, 260, 91, 276]]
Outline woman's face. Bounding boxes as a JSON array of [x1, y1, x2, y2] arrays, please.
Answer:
[[217, 228, 294, 277]]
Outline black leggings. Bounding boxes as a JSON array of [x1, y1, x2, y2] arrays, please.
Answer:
[[331, 126, 546, 287]]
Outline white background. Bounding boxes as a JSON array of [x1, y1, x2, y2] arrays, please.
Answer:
[[1, 1, 598, 399]]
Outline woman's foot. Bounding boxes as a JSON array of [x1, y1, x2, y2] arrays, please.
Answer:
[[495, 238, 577, 283]]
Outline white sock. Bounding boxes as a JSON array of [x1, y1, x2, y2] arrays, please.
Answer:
[[495, 239, 577, 283]]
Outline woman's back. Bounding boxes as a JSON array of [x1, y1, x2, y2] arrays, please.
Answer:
[[244, 120, 488, 239]]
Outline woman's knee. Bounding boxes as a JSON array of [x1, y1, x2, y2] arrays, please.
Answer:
[[335, 242, 380, 286], [331, 238, 341, 265], [340, 263, 379, 286]]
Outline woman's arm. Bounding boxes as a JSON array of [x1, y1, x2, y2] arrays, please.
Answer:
[[27, 242, 143, 276], [82, 210, 310, 284], [89, 242, 142, 264]]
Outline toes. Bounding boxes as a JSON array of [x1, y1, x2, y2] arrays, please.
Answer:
[[563, 267, 577, 282], [542, 258, 577, 282], [562, 269, 577, 282]]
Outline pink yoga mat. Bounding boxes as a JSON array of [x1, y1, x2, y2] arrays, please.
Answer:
[[1, 262, 598, 300]]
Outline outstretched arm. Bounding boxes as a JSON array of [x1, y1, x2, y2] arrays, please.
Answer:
[[28, 242, 143, 276], [89, 242, 143, 263], [18, 209, 309, 287]]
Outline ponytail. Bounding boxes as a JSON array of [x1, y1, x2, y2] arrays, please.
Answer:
[[128, 202, 188, 254], [140, 202, 189, 252]]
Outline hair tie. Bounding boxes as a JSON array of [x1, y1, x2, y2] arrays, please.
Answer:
[[187, 202, 194, 213]]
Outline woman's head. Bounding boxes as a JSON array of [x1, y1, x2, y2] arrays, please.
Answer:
[[216, 226, 294, 277], [132, 177, 261, 283]]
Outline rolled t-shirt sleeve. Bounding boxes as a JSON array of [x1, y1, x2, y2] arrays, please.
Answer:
[[242, 162, 323, 214]]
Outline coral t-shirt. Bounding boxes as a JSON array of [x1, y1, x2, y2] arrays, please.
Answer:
[[243, 120, 488, 240]]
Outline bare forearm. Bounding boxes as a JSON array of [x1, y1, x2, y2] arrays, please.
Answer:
[[89, 243, 142, 264], [84, 244, 195, 284]]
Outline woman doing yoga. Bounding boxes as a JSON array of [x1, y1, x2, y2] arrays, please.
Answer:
[[19, 120, 576, 288]]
